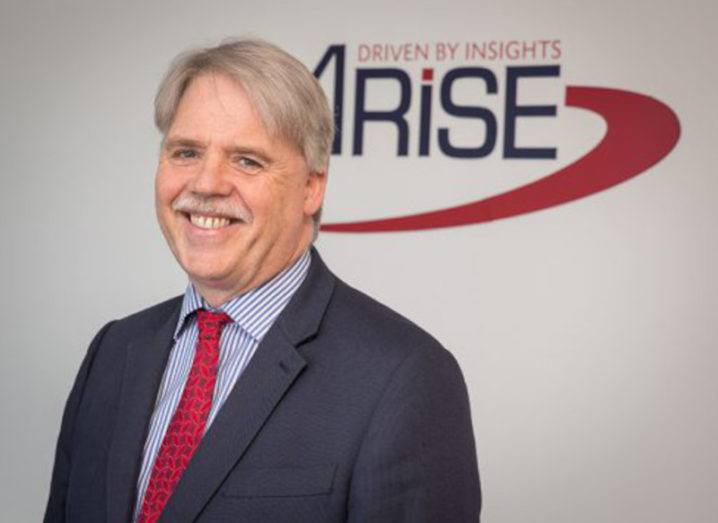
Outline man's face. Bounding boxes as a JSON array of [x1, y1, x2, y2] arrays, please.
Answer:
[[155, 73, 325, 305]]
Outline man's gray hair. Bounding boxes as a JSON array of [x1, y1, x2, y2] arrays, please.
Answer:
[[154, 38, 334, 174]]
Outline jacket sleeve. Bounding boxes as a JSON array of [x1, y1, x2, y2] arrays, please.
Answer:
[[347, 343, 481, 523], [43, 321, 115, 523]]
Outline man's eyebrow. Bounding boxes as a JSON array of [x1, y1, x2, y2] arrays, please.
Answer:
[[163, 137, 205, 150], [162, 138, 272, 163]]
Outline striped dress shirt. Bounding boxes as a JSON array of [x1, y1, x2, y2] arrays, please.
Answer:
[[133, 251, 311, 519]]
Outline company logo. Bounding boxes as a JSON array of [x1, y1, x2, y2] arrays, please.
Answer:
[[310, 42, 681, 232]]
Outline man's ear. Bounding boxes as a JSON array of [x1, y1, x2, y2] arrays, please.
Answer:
[[304, 170, 327, 216]]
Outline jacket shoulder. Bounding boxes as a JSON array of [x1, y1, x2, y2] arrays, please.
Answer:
[[100, 295, 183, 343], [324, 278, 452, 365]]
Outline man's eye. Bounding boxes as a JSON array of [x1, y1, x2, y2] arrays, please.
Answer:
[[236, 156, 262, 172], [172, 149, 197, 159]]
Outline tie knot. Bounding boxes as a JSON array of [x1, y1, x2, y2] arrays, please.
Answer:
[[197, 309, 232, 340]]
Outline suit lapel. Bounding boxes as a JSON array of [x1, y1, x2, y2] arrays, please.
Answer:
[[160, 249, 336, 522], [159, 328, 306, 522], [107, 301, 181, 523]]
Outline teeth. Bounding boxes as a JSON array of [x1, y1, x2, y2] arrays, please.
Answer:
[[189, 214, 231, 229]]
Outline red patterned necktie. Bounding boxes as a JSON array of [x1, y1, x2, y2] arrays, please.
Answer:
[[138, 309, 232, 523]]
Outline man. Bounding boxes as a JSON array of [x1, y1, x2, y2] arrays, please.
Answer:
[[45, 38, 481, 522]]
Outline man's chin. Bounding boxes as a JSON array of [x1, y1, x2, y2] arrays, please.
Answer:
[[184, 262, 237, 289]]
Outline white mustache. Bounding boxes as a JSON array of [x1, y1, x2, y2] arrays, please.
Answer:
[[172, 192, 254, 224]]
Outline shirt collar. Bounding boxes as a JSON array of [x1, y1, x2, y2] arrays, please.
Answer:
[[174, 250, 312, 342]]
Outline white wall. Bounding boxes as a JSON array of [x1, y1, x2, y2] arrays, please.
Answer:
[[2, 0, 716, 521]]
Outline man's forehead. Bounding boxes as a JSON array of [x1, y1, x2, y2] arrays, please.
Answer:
[[164, 72, 308, 166], [169, 73, 295, 148], [174, 74, 262, 124]]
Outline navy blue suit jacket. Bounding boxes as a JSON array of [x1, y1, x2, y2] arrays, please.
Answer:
[[45, 250, 481, 522]]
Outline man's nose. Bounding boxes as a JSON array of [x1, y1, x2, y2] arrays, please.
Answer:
[[188, 154, 233, 195]]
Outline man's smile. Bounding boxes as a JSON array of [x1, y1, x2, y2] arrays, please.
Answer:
[[184, 212, 239, 230]]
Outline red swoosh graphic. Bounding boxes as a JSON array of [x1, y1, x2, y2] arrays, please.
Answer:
[[321, 86, 681, 232]]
